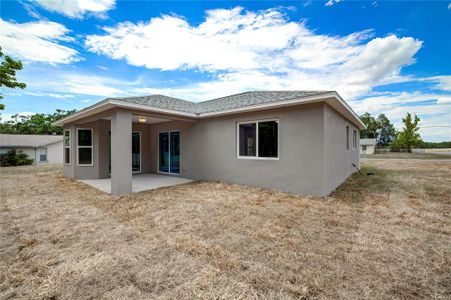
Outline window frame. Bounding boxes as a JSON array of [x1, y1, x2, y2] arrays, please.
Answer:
[[236, 119, 279, 160], [132, 131, 142, 174], [76, 128, 93, 167], [346, 125, 350, 151], [352, 129, 357, 150], [39, 147, 47, 162], [64, 129, 71, 165], [157, 129, 181, 175]]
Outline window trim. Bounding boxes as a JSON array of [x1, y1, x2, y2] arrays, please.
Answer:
[[64, 129, 71, 165], [76, 128, 93, 167], [236, 119, 279, 160], [346, 125, 350, 151], [352, 129, 357, 150]]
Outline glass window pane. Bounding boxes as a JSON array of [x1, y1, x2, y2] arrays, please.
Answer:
[[64, 130, 70, 147], [132, 132, 140, 172], [258, 121, 278, 158], [170, 132, 180, 174], [239, 123, 256, 156], [346, 126, 349, 150], [78, 129, 92, 146], [78, 148, 92, 165], [65, 148, 70, 164], [159, 132, 169, 172]]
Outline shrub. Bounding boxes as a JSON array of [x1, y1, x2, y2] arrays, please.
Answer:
[[0, 149, 34, 167]]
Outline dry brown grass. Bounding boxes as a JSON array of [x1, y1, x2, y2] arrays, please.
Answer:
[[1, 160, 450, 299]]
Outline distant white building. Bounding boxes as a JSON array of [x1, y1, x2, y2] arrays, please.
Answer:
[[360, 138, 376, 155], [0, 134, 63, 164]]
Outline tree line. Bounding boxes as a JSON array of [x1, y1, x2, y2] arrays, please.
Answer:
[[0, 109, 76, 135], [359, 111, 449, 151]]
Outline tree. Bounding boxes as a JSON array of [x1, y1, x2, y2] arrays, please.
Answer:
[[391, 113, 422, 152], [359, 112, 378, 139], [0, 109, 76, 135], [0, 46, 26, 110], [376, 113, 396, 146]]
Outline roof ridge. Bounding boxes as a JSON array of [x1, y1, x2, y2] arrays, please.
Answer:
[[196, 91, 255, 104], [108, 94, 194, 104]]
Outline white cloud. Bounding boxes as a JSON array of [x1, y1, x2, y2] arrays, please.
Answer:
[[32, 0, 115, 19], [0, 112, 35, 123], [437, 96, 451, 104], [0, 19, 79, 64], [448, 3, 451, 10], [325, 0, 342, 7], [85, 7, 422, 100], [59, 74, 129, 96], [22, 92, 74, 99], [426, 76, 451, 92]]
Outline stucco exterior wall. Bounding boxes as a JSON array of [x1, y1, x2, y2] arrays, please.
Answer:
[[323, 104, 360, 195], [62, 102, 359, 196], [178, 103, 326, 196]]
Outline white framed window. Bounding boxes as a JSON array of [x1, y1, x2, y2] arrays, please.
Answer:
[[237, 119, 279, 160], [77, 128, 93, 166], [64, 129, 71, 165], [39, 148, 47, 162], [346, 125, 350, 151], [362, 145, 367, 151], [352, 130, 357, 150]]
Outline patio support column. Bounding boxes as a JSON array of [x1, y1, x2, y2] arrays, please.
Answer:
[[111, 110, 132, 195]]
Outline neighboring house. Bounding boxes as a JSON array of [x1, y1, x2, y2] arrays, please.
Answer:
[[54, 91, 365, 196], [0, 134, 63, 164], [360, 139, 376, 155]]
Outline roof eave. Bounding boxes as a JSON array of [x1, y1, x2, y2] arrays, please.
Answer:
[[53, 100, 198, 126], [53, 92, 365, 130]]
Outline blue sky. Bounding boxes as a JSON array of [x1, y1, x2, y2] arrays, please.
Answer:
[[1, 0, 450, 141]]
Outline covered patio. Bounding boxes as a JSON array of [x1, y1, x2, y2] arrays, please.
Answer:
[[79, 173, 193, 194]]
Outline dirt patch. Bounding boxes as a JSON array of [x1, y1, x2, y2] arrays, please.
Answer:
[[1, 161, 450, 299]]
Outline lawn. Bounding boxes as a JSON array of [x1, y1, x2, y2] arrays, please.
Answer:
[[1, 161, 450, 299], [361, 152, 451, 160]]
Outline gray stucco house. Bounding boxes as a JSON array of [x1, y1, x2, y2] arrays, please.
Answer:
[[54, 91, 365, 196]]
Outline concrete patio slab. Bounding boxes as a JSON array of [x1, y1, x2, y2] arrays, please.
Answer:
[[79, 173, 193, 193]]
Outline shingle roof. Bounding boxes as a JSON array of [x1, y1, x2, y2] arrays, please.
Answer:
[[108, 91, 332, 115], [109, 94, 197, 114], [360, 138, 376, 145], [196, 91, 332, 113], [0, 134, 63, 148], [54, 90, 365, 129]]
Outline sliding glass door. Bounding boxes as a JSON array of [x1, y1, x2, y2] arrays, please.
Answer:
[[132, 132, 141, 172], [108, 131, 141, 174], [159, 131, 180, 174]]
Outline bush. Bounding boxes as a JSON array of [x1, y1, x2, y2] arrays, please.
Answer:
[[0, 149, 34, 167]]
